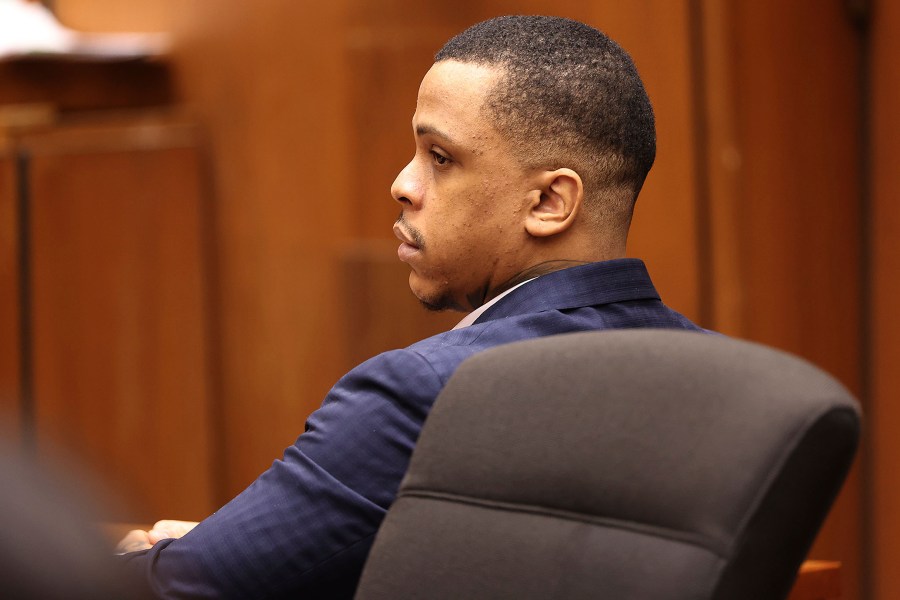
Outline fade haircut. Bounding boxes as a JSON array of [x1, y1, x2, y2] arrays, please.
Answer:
[[435, 15, 655, 225]]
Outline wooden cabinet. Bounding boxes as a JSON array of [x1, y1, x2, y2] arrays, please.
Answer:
[[1, 109, 218, 522]]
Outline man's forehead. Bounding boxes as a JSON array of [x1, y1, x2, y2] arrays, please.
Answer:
[[416, 61, 498, 108], [411, 61, 499, 139]]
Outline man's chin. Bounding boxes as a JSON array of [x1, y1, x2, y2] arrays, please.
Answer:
[[419, 298, 458, 312], [411, 287, 466, 313]]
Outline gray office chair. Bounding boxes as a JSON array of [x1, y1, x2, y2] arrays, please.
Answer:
[[354, 330, 860, 600]]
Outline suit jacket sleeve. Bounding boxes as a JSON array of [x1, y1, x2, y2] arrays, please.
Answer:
[[121, 348, 443, 599]]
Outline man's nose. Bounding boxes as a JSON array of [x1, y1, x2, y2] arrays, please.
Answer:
[[391, 159, 421, 208]]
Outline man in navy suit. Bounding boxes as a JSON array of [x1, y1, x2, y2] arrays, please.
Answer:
[[120, 15, 705, 598]]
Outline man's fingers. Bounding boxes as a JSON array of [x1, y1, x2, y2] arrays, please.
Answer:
[[116, 529, 152, 554], [148, 519, 200, 543]]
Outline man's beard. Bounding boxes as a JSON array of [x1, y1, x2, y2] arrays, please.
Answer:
[[418, 283, 478, 315], [420, 295, 459, 312]]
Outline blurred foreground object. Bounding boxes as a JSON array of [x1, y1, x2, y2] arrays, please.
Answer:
[[0, 0, 168, 59], [0, 434, 148, 598], [0, 0, 73, 57]]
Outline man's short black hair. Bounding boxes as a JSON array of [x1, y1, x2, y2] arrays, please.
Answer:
[[436, 15, 655, 218]]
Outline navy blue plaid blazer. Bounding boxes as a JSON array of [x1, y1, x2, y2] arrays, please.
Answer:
[[124, 259, 705, 598]]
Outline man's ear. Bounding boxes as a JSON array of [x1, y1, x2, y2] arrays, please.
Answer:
[[525, 168, 584, 238]]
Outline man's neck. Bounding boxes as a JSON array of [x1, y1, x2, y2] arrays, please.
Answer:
[[485, 259, 592, 304]]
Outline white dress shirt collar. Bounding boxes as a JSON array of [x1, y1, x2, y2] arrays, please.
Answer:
[[452, 278, 538, 330]]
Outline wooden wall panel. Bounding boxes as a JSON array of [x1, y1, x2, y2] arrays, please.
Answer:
[[0, 149, 22, 438], [170, 3, 356, 497], [20, 120, 216, 521], [703, 1, 864, 597], [869, 0, 900, 597], [698, 0, 744, 333], [53, 0, 179, 32], [58, 1, 358, 497]]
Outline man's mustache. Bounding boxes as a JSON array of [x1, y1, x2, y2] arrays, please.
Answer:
[[395, 213, 426, 249]]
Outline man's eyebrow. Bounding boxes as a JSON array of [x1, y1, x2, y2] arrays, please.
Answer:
[[415, 124, 459, 146]]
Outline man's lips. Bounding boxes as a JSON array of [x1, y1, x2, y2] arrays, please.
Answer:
[[393, 223, 420, 262], [393, 223, 419, 249], [394, 221, 419, 250]]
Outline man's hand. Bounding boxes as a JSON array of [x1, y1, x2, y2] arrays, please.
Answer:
[[116, 520, 199, 554], [116, 529, 153, 553]]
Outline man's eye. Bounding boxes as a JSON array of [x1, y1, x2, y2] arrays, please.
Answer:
[[430, 151, 450, 166]]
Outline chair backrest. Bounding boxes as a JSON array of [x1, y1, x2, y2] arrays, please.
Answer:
[[354, 330, 860, 600]]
